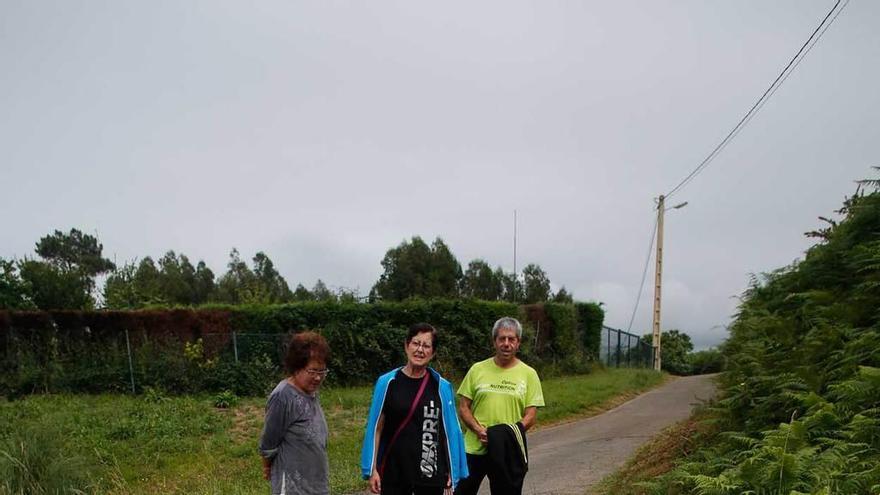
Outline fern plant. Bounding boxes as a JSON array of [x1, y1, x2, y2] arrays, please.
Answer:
[[641, 172, 880, 494]]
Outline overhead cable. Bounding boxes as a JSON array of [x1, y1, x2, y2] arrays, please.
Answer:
[[626, 212, 658, 334], [665, 0, 848, 198]]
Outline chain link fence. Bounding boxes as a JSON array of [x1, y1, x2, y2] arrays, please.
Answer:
[[1, 325, 297, 396], [2, 305, 611, 395], [598, 325, 652, 368]]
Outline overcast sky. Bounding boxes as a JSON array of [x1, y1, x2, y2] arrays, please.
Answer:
[[2, 1, 878, 349]]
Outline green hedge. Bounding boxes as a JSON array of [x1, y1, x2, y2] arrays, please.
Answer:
[[0, 300, 603, 396], [574, 302, 604, 358]]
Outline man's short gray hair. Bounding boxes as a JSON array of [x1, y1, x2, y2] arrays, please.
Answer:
[[492, 317, 523, 339]]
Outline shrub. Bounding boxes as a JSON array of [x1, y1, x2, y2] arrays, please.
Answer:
[[574, 302, 604, 358], [213, 390, 238, 409], [688, 348, 725, 374]]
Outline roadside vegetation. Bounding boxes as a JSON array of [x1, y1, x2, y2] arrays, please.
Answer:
[[0, 368, 662, 495], [639, 330, 725, 376], [591, 408, 718, 495], [601, 171, 880, 494]]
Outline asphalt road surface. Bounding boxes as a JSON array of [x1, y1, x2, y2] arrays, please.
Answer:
[[504, 374, 718, 495]]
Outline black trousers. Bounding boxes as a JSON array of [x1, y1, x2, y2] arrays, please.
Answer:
[[453, 453, 523, 495], [382, 481, 445, 495]]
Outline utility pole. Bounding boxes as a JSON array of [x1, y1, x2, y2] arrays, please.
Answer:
[[651, 195, 666, 371], [513, 209, 517, 280], [651, 196, 688, 371]]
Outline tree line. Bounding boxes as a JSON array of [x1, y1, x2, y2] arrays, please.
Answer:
[[1, 231, 574, 310]]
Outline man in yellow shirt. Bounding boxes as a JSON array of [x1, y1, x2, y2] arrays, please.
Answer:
[[454, 317, 544, 495]]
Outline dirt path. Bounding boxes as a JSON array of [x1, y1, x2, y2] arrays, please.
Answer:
[[503, 374, 718, 495]]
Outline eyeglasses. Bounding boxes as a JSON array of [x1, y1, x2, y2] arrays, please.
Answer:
[[409, 340, 433, 351], [304, 368, 330, 378]]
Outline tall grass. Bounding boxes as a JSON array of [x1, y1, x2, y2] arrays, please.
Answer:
[[1, 368, 662, 494], [0, 426, 93, 495]]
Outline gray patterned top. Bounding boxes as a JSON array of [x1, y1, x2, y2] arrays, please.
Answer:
[[259, 379, 329, 495]]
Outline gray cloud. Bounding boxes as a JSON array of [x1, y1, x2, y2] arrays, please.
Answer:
[[2, 0, 878, 350]]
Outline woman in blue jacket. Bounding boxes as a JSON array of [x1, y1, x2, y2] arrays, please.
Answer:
[[361, 323, 468, 495]]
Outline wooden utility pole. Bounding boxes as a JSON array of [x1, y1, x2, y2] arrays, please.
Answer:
[[651, 195, 666, 371]]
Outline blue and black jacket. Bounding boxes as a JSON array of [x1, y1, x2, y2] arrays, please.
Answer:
[[360, 367, 469, 488]]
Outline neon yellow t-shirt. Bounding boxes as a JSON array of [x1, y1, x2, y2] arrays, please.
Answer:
[[457, 357, 544, 455]]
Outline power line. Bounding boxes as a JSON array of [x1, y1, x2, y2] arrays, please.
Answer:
[[734, 0, 851, 140], [666, 0, 848, 199], [626, 210, 658, 334]]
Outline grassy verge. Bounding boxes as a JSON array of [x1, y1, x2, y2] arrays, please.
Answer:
[[590, 407, 718, 495], [1, 368, 663, 494]]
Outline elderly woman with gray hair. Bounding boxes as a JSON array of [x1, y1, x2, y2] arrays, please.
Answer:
[[453, 317, 545, 495]]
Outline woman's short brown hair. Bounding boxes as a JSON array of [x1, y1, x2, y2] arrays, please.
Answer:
[[284, 331, 331, 374], [406, 323, 438, 351]]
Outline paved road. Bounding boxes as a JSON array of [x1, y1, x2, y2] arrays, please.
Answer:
[[505, 374, 718, 495]]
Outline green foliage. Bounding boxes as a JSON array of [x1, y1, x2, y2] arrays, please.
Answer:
[[460, 259, 504, 300], [499, 268, 523, 302], [553, 286, 574, 303], [251, 252, 291, 303], [642, 329, 694, 375], [104, 253, 217, 309], [0, 393, 228, 493], [212, 390, 238, 409], [1, 300, 604, 395], [35, 229, 115, 277], [291, 284, 313, 301], [18, 259, 94, 310], [522, 263, 552, 303], [15, 228, 116, 310], [214, 249, 292, 305], [543, 302, 582, 366], [0, 425, 95, 494], [311, 279, 335, 302], [102, 261, 141, 309], [0, 258, 34, 310], [372, 237, 463, 300], [109, 252, 218, 307], [644, 177, 880, 493], [574, 302, 605, 358], [689, 348, 725, 374], [0, 369, 651, 494]]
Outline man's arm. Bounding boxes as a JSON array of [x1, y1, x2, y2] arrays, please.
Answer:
[[458, 396, 487, 445], [520, 406, 538, 431]]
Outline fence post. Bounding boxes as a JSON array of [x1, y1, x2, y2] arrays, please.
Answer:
[[616, 330, 622, 368], [233, 331, 239, 363], [626, 335, 631, 367], [533, 321, 540, 353], [125, 329, 136, 394], [606, 327, 611, 367]]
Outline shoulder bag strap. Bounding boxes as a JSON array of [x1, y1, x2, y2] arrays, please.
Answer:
[[379, 372, 431, 476]]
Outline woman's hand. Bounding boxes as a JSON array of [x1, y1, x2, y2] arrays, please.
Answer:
[[369, 471, 382, 494]]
